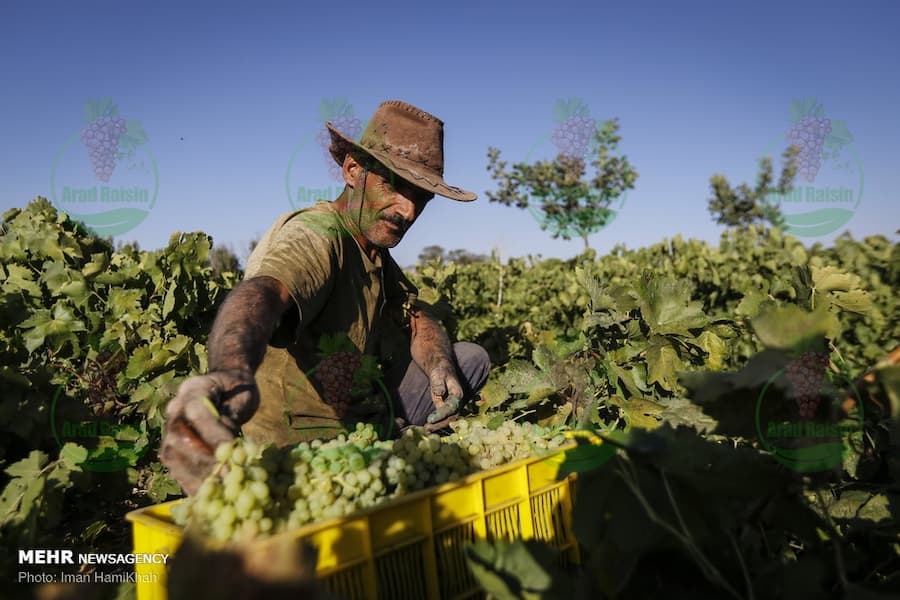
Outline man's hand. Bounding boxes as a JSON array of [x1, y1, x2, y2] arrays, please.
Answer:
[[426, 360, 464, 424], [160, 369, 259, 495]]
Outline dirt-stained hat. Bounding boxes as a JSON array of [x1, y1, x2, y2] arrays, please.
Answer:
[[326, 100, 477, 202]]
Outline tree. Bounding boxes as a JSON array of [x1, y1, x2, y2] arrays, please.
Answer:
[[486, 119, 638, 250], [447, 249, 487, 264], [707, 146, 799, 228], [208, 243, 242, 277], [418, 245, 446, 263], [417, 245, 487, 265]]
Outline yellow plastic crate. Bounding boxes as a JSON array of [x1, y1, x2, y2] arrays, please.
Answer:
[[127, 450, 578, 600]]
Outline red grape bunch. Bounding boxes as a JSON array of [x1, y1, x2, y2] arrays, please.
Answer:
[[316, 99, 362, 181], [786, 116, 832, 183], [314, 350, 362, 418], [80, 116, 127, 182], [784, 351, 830, 419]]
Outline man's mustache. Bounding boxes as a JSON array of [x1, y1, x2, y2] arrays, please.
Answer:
[[383, 214, 411, 233]]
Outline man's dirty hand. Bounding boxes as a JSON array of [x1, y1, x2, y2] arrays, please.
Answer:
[[159, 370, 259, 495]]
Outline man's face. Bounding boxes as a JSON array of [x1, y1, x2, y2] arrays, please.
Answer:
[[343, 156, 433, 249]]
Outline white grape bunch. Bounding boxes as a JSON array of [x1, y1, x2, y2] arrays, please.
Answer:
[[784, 351, 830, 419], [80, 115, 127, 182], [444, 419, 568, 471], [786, 116, 832, 183], [173, 420, 571, 542], [316, 98, 363, 181], [550, 98, 596, 159]]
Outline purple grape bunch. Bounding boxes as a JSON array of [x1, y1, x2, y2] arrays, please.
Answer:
[[784, 350, 830, 419], [551, 113, 596, 159], [786, 116, 832, 183], [80, 116, 127, 182]]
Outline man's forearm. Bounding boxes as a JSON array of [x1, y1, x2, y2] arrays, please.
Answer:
[[409, 305, 455, 374], [207, 276, 290, 374]]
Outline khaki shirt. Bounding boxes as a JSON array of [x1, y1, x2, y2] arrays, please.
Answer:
[[241, 201, 417, 445]]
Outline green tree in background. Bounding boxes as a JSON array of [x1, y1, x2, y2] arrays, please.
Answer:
[[486, 118, 638, 250], [707, 146, 799, 228], [208, 243, 242, 277]]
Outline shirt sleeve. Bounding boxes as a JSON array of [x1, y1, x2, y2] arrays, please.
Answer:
[[244, 209, 340, 324]]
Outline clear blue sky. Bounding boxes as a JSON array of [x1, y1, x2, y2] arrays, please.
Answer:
[[2, 0, 898, 268]]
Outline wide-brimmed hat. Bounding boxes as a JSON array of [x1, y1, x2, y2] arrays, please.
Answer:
[[326, 100, 477, 202]]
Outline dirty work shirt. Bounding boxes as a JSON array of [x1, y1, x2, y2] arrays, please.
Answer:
[[241, 201, 417, 445]]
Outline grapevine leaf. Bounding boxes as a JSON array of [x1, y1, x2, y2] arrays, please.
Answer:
[[146, 469, 182, 503], [829, 290, 871, 314], [0, 479, 28, 523], [736, 291, 768, 317], [477, 380, 509, 411], [828, 491, 891, 523], [616, 396, 663, 430], [5, 450, 49, 478], [810, 265, 861, 293], [637, 277, 708, 336], [81, 252, 109, 277], [5, 264, 43, 297], [574, 266, 603, 308], [43, 260, 70, 294], [751, 305, 839, 350], [532, 345, 554, 373], [126, 346, 153, 379], [658, 397, 718, 433], [18, 309, 52, 352], [163, 281, 177, 319], [694, 331, 727, 370], [645, 336, 682, 391], [59, 443, 89, 468], [501, 360, 554, 395]]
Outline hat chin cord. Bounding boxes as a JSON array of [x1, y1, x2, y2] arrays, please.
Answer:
[[356, 167, 368, 231]]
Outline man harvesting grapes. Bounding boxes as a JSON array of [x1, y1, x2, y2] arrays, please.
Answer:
[[161, 100, 490, 494]]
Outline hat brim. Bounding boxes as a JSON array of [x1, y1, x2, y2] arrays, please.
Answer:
[[326, 123, 477, 202]]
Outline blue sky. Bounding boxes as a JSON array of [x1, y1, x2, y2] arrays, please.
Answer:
[[2, 0, 898, 268]]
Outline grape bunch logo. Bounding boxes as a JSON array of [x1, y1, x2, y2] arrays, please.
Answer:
[[50, 98, 158, 237], [50, 348, 149, 472], [755, 347, 863, 473], [286, 98, 366, 210], [550, 98, 597, 160], [764, 98, 861, 237], [283, 333, 394, 439], [524, 98, 628, 238]]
